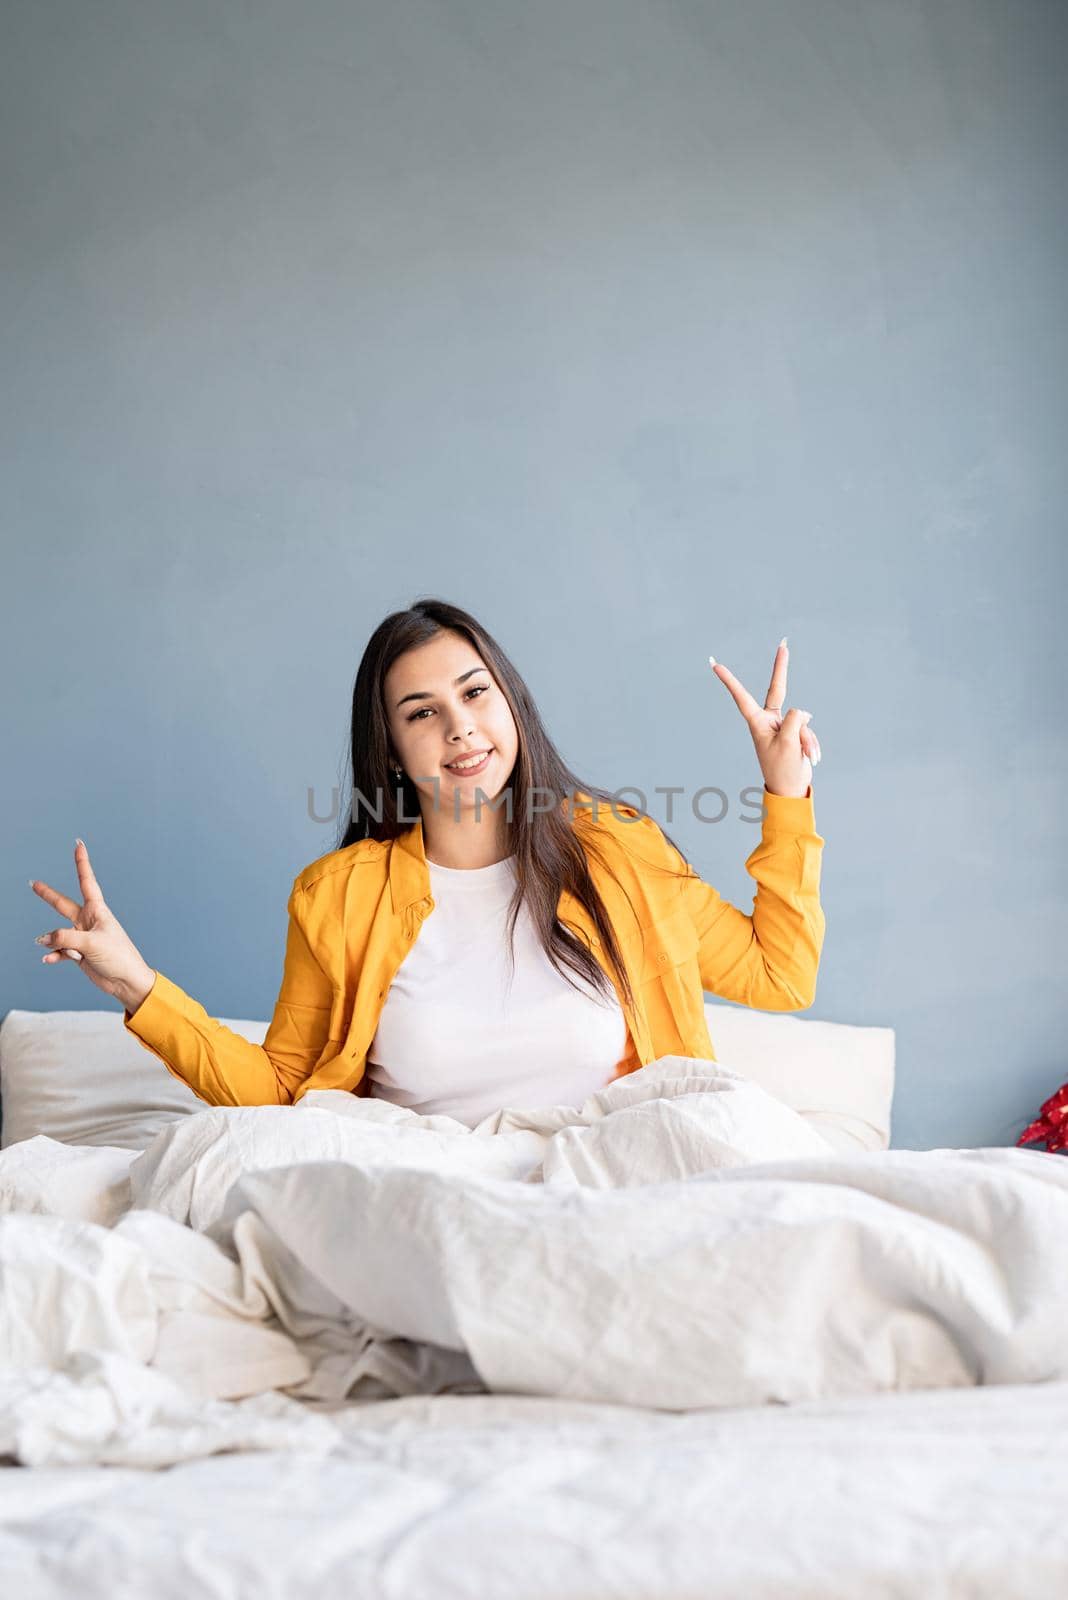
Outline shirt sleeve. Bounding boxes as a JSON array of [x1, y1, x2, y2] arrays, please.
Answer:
[[681, 785, 826, 1010], [121, 880, 334, 1105], [612, 786, 826, 1012]]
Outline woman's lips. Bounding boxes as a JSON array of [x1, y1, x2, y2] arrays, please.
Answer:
[[443, 749, 492, 777]]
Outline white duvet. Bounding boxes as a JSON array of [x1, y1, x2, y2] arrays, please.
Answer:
[[2, 1057, 1066, 1472]]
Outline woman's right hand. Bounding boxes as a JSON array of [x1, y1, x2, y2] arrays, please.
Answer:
[[30, 839, 156, 1014]]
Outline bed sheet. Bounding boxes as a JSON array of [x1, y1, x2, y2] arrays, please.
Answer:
[[3, 1060, 1067, 1596], [2, 1380, 1066, 1599]]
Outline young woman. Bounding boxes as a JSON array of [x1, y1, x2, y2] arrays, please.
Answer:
[[29, 598, 825, 1125]]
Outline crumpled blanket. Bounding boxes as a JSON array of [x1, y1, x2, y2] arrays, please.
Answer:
[[126, 1055, 835, 1230], [1, 1058, 1065, 1468]]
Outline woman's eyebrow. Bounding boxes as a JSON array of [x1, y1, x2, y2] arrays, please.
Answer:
[[395, 666, 489, 710]]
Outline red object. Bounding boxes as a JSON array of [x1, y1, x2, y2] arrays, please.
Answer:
[[1017, 1080, 1068, 1153]]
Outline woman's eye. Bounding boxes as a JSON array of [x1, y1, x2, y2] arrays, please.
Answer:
[[408, 684, 489, 722]]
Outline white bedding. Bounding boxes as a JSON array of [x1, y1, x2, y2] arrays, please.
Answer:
[[2, 1055, 1067, 1596], [2, 1384, 1067, 1598]]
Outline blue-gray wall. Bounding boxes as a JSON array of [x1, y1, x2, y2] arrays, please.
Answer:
[[4, 1, 1065, 1150]]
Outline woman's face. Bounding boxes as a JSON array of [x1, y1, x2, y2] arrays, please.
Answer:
[[384, 631, 519, 817]]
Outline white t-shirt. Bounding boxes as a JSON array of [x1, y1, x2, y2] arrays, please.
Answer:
[[366, 854, 629, 1127]]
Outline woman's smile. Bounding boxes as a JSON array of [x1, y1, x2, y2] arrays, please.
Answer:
[[443, 749, 493, 777]]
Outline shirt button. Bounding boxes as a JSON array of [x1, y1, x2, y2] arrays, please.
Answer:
[[657, 952, 669, 965]]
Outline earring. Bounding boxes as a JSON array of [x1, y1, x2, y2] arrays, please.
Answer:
[[392, 764, 403, 778]]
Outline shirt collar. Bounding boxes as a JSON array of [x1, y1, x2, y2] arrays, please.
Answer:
[[389, 813, 432, 914], [387, 794, 601, 918]]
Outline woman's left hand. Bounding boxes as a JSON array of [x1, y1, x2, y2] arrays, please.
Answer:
[[708, 639, 822, 799]]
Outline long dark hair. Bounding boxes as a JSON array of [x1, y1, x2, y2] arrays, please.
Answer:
[[335, 598, 694, 1020]]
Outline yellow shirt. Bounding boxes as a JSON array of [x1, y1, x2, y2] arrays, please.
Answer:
[[123, 787, 826, 1107]]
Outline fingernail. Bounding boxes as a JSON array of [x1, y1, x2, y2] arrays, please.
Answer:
[[28, 879, 36, 889], [708, 654, 717, 667], [780, 636, 788, 648], [75, 838, 84, 848], [34, 935, 47, 945]]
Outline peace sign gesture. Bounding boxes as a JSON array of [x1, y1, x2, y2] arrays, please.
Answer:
[[29, 840, 156, 1013], [708, 639, 822, 799]]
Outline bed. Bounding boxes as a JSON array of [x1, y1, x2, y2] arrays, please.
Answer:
[[2, 1001, 1066, 1599]]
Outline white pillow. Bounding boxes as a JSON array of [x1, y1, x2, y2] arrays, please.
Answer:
[[703, 999, 895, 1153], [0, 1009, 267, 1152], [0, 1004, 893, 1158]]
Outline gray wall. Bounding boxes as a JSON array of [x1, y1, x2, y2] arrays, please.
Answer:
[[4, 1, 1065, 1150]]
